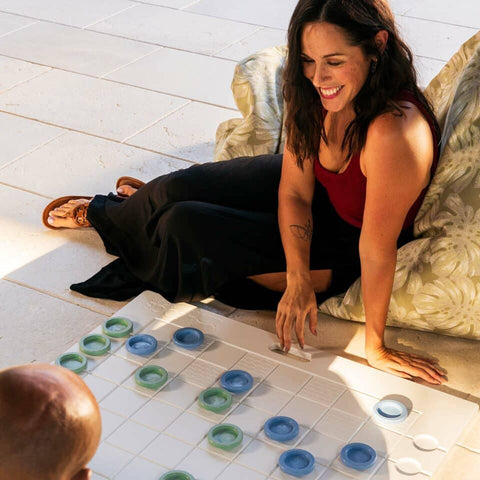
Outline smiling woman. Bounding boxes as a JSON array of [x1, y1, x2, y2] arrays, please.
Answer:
[[42, 0, 446, 385]]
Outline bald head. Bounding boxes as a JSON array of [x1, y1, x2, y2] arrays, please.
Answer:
[[0, 364, 101, 480]]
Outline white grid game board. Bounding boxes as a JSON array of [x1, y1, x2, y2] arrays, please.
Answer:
[[58, 291, 478, 480]]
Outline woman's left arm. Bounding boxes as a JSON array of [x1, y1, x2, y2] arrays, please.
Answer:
[[360, 113, 446, 385]]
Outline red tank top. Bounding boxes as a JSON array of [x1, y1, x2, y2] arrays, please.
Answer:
[[314, 91, 439, 229]]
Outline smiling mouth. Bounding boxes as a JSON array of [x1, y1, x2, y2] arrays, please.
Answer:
[[319, 85, 344, 99]]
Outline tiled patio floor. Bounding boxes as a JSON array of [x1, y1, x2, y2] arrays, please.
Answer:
[[0, 1, 479, 478]]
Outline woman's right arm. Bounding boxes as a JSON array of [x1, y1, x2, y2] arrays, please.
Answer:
[[276, 143, 317, 351]]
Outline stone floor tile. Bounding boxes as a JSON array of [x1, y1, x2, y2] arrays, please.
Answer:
[[396, 15, 478, 61], [0, 112, 62, 170], [0, 22, 158, 77], [0, 69, 188, 141], [0, 56, 50, 94], [186, 0, 298, 30], [398, 0, 480, 30], [0, 0, 134, 28], [0, 131, 192, 197], [106, 48, 236, 108], [214, 27, 287, 61], [0, 11, 36, 36], [0, 279, 106, 367], [5, 233, 127, 317], [0, 184, 69, 279], [433, 445, 480, 479], [414, 56, 446, 90], [90, 4, 259, 56], [126, 101, 235, 163]]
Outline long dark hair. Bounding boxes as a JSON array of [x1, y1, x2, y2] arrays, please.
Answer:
[[282, 0, 441, 168]]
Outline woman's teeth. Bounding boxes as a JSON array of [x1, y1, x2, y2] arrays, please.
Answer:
[[320, 85, 343, 98]]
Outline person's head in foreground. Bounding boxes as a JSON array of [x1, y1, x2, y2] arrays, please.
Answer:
[[0, 363, 101, 480], [283, 0, 439, 167]]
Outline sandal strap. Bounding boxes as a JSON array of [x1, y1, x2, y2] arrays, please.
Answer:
[[72, 202, 91, 227]]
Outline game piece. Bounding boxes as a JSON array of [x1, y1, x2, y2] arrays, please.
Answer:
[[159, 471, 195, 480], [340, 442, 377, 471], [102, 317, 133, 338], [220, 369, 253, 393], [173, 327, 204, 350], [79, 334, 111, 356], [264, 416, 299, 442], [373, 399, 408, 423], [126, 334, 157, 356], [198, 387, 232, 413], [278, 449, 315, 477], [134, 365, 168, 390], [55, 352, 87, 374], [207, 424, 243, 451]]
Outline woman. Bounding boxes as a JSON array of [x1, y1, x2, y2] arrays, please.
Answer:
[[43, 0, 446, 384]]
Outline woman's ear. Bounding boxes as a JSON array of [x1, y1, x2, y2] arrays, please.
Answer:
[[374, 29, 389, 53], [71, 468, 91, 480]]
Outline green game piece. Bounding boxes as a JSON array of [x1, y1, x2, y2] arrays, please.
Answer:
[[208, 424, 243, 451], [102, 317, 133, 338], [198, 387, 232, 413], [159, 471, 195, 480], [79, 334, 111, 356], [134, 365, 168, 390], [55, 352, 87, 374]]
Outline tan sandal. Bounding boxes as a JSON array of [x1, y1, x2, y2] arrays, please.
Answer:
[[42, 196, 92, 230], [115, 176, 145, 196]]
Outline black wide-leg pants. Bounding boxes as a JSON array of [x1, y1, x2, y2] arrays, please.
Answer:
[[71, 154, 388, 309]]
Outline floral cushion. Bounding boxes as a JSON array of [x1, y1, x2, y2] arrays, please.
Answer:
[[215, 32, 480, 340]]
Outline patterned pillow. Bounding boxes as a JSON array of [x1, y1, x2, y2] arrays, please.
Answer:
[[214, 46, 287, 162], [320, 31, 480, 340]]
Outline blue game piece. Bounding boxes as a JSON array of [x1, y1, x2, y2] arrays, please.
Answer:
[[220, 370, 253, 393], [340, 443, 377, 471], [264, 416, 299, 442], [173, 327, 204, 350], [126, 334, 157, 356], [279, 449, 315, 477], [373, 399, 408, 424]]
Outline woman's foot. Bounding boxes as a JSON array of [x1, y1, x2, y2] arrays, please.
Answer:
[[47, 198, 91, 228], [116, 185, 138, 197]]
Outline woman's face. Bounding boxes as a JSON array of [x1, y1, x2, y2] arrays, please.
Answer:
[[301, 22, 373, 116]]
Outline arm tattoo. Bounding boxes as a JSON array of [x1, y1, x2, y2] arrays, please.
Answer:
[[289, 219, 313, 242]]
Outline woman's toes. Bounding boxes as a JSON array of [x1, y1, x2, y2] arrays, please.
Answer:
[[117, 185, 138, 197]]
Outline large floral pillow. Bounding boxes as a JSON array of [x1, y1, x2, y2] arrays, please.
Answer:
[[320, 31, 480, 340], [214, 46, 287, 162]]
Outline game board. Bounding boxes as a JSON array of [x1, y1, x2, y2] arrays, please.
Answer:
[[56, 291, 478, 480]]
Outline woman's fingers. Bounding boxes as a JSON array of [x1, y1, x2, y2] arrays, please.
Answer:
[[385, 367, 413, 380], [283, 314, 296, 352], [397, 364, 442, 385], [295, 313, 305, 349], [309, 307, 318, 336], [275, 311, 285, 347]]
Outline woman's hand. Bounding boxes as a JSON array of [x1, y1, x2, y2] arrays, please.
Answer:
[[366, 345, 447, 385], [275, 274, 318, 351]]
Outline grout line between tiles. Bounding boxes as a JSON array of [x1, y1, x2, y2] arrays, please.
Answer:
[[455, 442, 480, 455], [0, 51, 239, 111], [0, 180, 54, 199], [398, 13, 480, 31], [0, 20, 37, 40], [121, 100, 192, 144], [211, 25, 265, 57], [99, 45, 164, 79], [0, 109, 205, 170], [0, 130, 67, 173], [2, 277, 113, 317], [82, 4, 139, 30], [0, 65, 52, 96]]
